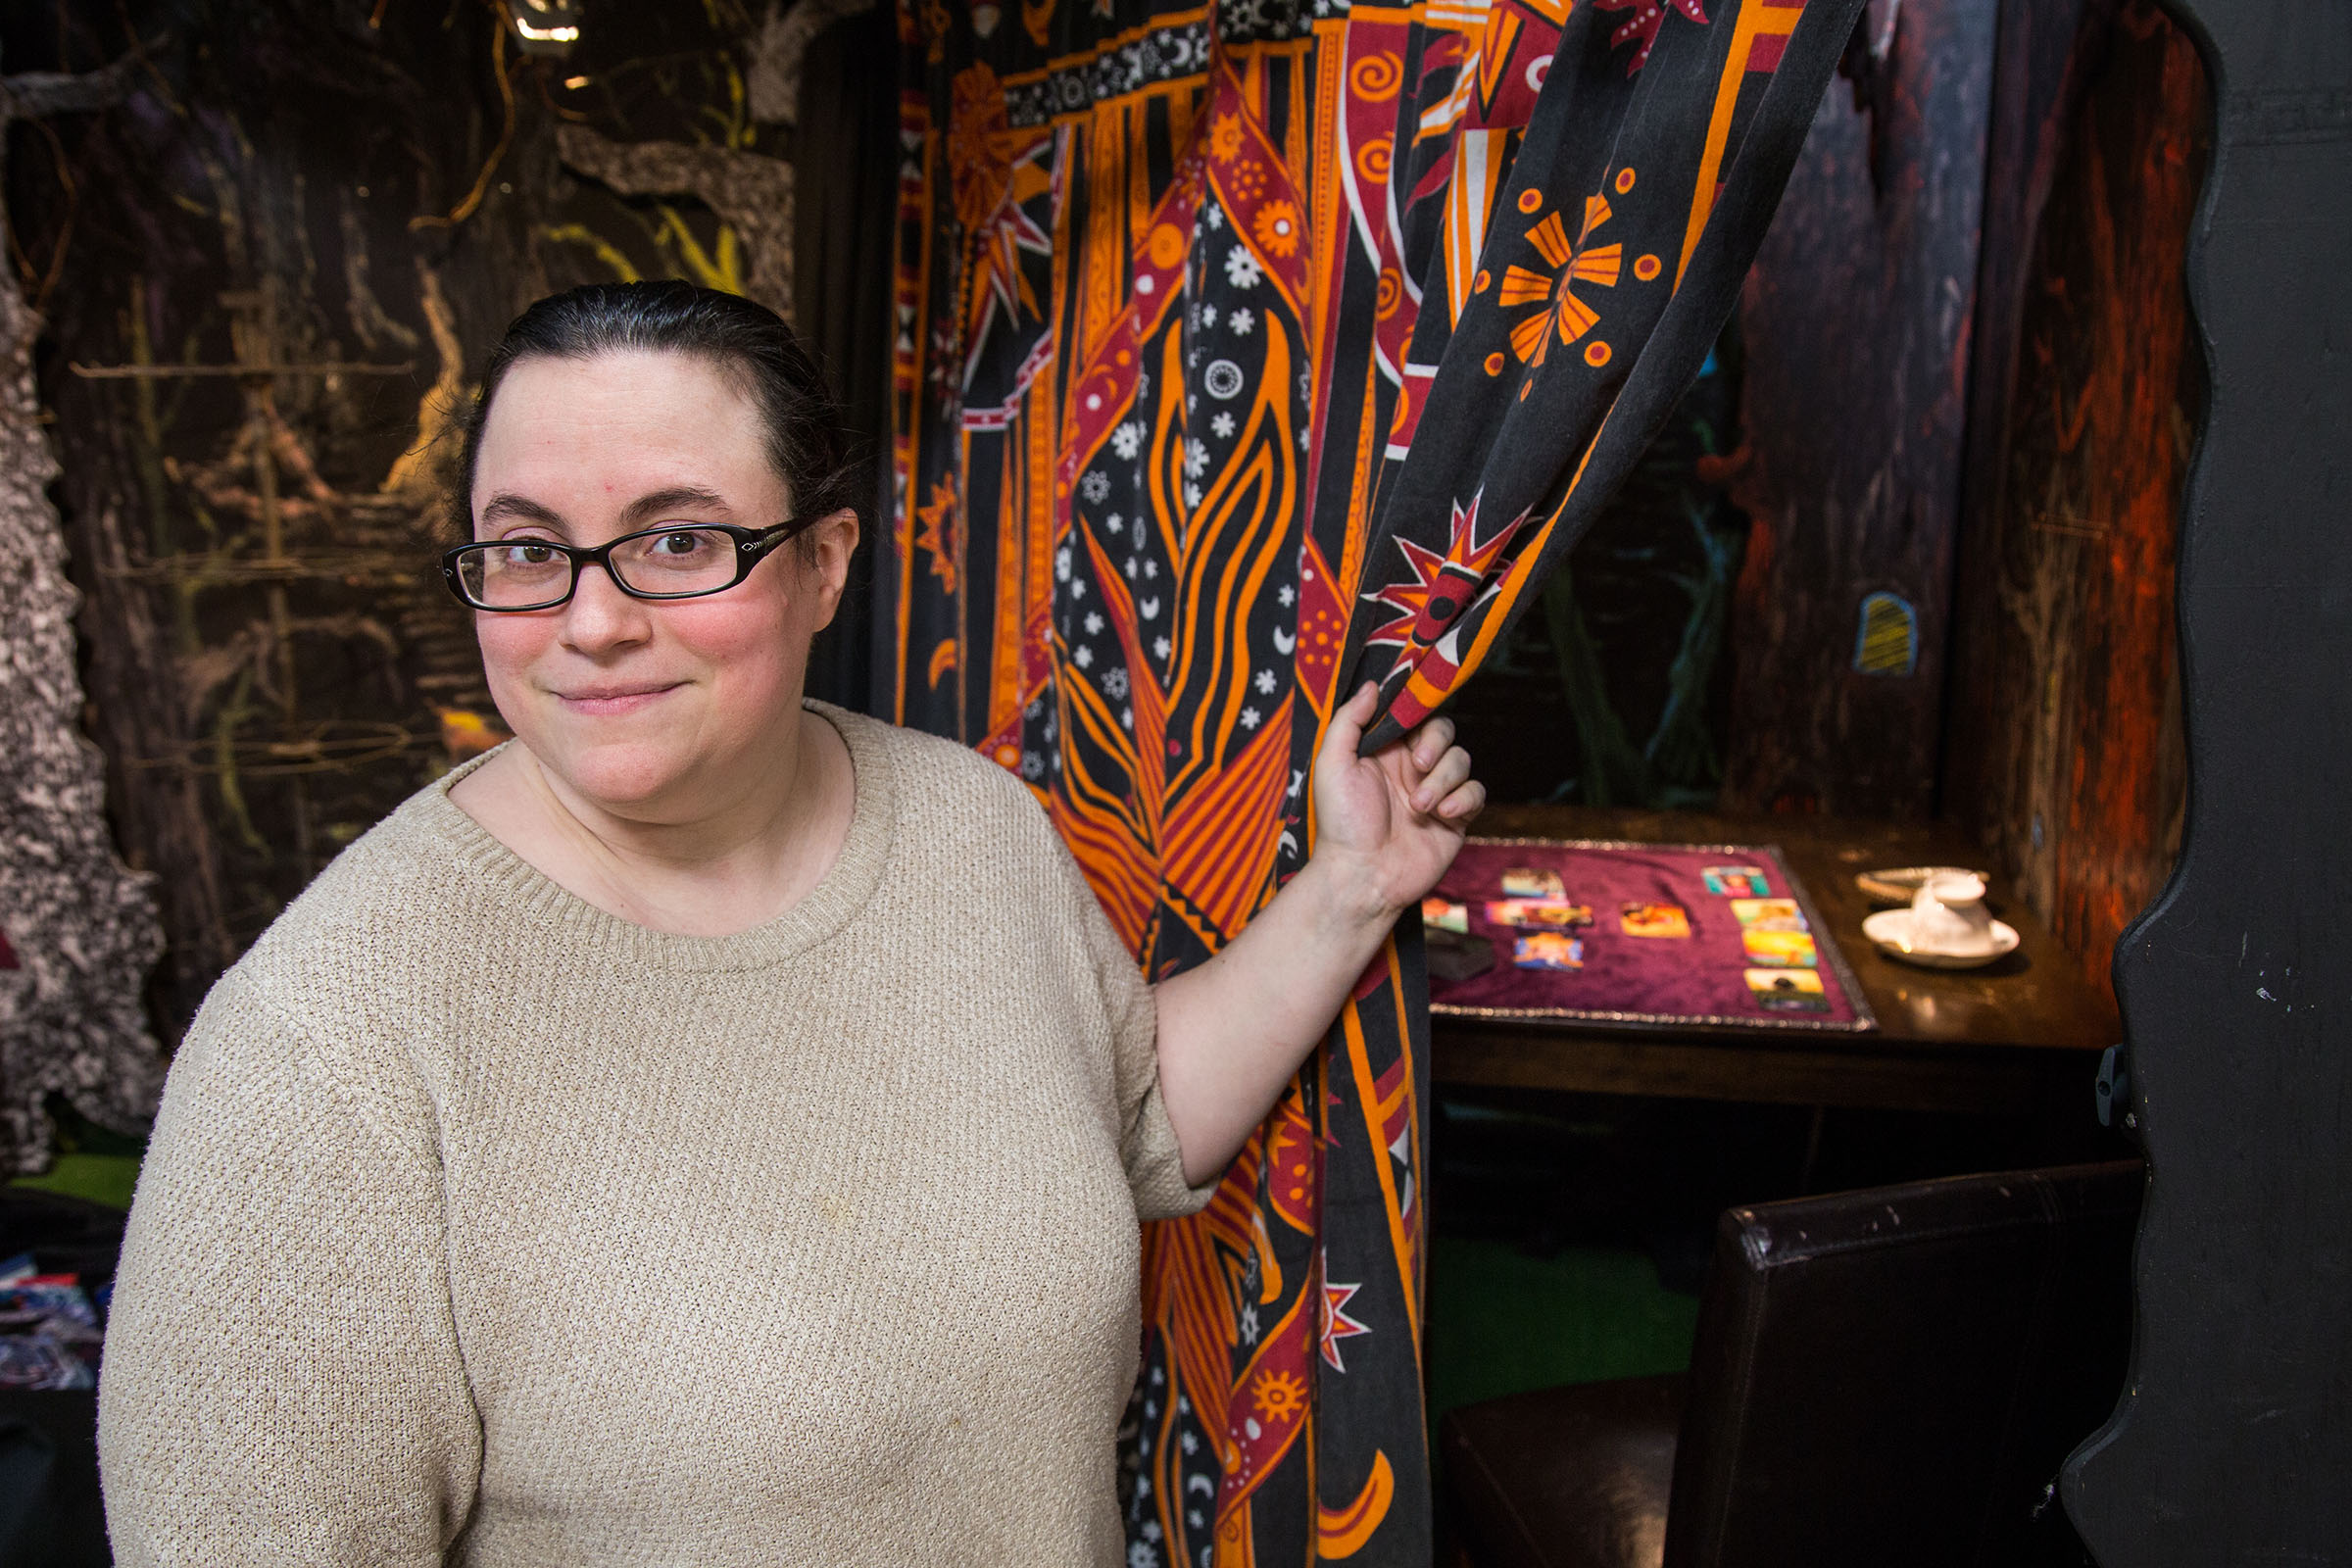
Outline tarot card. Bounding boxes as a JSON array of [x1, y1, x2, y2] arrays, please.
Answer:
[[1427, 930, 1496, 982], [1619, 902, 1692, 939], [1741, 928, 1820, 968], [1746, 966, 1832, 1013], [1421, 897, 1470, 935], [1513, 932, 1586, 970], [1730, 898, 1807, 932], [1501, 867, 1567, 900], [1486, 899, 1594, 930], [1702, 865, 1772, 898]]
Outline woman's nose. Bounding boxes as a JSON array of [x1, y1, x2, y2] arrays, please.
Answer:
[[559, 560, 654, 653]]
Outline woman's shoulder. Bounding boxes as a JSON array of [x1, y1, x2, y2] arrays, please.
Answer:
[[823, 707, 1076, 874], [828, 706, 1049, 817], [225, 771, 501, 1021], [161, 774, 486, 1143]]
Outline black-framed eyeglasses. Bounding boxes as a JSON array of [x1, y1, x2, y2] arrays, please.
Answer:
[[439, 518, 811, 612]]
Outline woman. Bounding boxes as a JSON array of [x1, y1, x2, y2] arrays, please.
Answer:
[[97, 282, 1483, 1565]]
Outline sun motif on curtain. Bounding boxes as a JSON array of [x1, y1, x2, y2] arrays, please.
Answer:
[[882, 0, 1863, 1559], [1497, 189, 1625, 369]]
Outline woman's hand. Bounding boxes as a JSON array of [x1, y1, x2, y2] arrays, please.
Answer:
[[1152, 681, 1483, 1186], [1307, 680, 1486, 923]]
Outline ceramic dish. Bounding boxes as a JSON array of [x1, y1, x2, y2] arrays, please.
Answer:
[[1855, 864, 1989, 906], [1861, 907, 2021, 969]]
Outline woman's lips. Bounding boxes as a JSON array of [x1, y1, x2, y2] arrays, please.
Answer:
[[551, 681, 685, 717]]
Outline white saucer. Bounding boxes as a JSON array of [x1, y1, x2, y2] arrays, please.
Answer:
[[1861, 908, 2021, 969]]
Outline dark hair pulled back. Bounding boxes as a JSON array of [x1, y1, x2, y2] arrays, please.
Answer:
[[453, 281, 859, 547]]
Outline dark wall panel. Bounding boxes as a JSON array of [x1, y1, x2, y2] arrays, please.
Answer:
[[1945, 1, 2206, 997], [1720, 0, 1997, 818]]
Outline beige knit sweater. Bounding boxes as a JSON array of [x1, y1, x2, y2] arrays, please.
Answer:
[[98, 704, 1214, 1566]]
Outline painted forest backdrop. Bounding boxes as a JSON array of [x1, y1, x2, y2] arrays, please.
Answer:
[[3, 0, 897, 1068]]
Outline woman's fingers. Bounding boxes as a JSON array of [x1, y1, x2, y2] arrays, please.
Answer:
[[1408, 714, 1455, 773], [1411, 744, 1474, 813], [1438, 778, 1487, 822], [1322, 680, 1380, 765]]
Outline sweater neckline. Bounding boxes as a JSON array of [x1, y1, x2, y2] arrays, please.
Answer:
[[418, 700, 897, 972]]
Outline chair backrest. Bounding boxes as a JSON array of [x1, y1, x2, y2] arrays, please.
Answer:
[[1662, 1160, 2141, 1568]]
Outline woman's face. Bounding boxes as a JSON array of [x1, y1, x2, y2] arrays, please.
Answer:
[[467, 349, 850, 818]]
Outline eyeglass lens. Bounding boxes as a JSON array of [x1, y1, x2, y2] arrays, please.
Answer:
[[457, 527, 741, 607]]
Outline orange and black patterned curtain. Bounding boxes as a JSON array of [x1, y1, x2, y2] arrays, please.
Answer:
[[880, 0, 1863, 1557]]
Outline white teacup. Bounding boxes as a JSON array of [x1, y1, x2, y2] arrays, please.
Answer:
[[1909, 871, 1995, 956]]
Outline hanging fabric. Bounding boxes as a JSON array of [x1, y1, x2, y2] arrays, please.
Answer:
[[881, 0, 1864, 1558]]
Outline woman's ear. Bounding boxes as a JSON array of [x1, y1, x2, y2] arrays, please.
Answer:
[[804, 508, 861, 632]]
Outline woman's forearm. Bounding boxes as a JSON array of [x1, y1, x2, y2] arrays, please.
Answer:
[[1151, 686, 1482, 1189], [1152, 847, 1398, 1187]]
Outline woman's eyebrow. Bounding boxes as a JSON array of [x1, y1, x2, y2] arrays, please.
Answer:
[[618, 486, 734, 529], [477, 493, 567, 532]]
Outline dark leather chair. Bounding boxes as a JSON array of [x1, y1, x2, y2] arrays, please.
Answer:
[[1441, 1160, 2141, 1568]]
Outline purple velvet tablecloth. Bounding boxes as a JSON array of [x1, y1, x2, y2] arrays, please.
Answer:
[[1427, 838, 1876, 1032]]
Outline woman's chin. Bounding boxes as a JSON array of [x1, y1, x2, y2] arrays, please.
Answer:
[[536, 738, 700, 814]]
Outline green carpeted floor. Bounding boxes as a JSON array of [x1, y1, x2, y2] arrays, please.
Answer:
[[1428, 1233, 1700, 1423], [9, 1153, 142, 1211]]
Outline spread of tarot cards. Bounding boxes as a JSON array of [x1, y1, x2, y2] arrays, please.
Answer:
[[1420, 838, 1877, 1032]]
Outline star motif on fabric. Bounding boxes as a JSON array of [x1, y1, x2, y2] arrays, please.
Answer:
[[1500, 192, 1623, 368], [1321, 1278, 1373, 1372], [913, 479, 959, 595], [964, 143, 1054, 348], [1592, 0, 1709, 74], [1363, 491, 1530, 650]]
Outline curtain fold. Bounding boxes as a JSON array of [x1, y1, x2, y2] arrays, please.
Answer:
[[881, 0, 1863, 1558]]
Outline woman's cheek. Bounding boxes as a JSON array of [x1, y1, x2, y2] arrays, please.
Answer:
[[474, 616, 546, 690], [674, 595, 803, 686]]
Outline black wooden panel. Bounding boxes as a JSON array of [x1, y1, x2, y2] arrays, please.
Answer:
[[2061, 0, 2352, 1556]]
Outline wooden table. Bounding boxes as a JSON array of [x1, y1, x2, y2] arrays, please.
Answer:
[[1431, 806, 2123, 1116]]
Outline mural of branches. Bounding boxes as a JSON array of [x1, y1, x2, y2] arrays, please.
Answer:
[[3, 0, 835, 1040]]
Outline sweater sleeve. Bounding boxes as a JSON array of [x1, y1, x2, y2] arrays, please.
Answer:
[[99, 969, 481, 1566], [1068, 881, 1223, 1223]]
